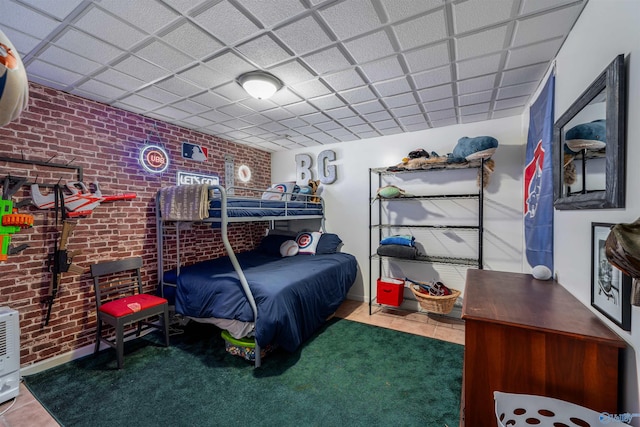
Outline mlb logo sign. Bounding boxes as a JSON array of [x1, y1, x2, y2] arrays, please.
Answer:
[[182, 141, 207, 161]]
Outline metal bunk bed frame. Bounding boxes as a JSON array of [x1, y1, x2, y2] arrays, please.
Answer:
[[155, 184, 325, 367]]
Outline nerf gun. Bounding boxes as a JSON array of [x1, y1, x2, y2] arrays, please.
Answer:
[[31, 181, 136, 217], [0, 198, 34, 261]]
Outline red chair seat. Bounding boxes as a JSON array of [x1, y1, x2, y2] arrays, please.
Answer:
[[99, 294, 167, 318]]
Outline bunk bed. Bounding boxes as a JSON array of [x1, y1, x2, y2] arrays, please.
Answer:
[[155, 184, 358, 367]]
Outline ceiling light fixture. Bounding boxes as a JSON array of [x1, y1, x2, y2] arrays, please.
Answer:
[[237, 71, 283, 100]]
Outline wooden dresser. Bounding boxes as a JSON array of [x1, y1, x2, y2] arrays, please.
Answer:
[[461, 269, 625, 426]]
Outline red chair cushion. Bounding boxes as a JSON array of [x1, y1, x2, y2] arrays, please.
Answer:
[[99, 294, 167, 318]]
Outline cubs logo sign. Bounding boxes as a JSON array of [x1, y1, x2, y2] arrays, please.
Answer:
[[140, 145, 169, 173]]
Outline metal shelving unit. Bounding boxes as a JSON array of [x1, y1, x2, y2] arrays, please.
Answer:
[[368, 160, 485, 316]]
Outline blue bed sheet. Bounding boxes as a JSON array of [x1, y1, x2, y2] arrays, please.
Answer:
[[208, 198, 323, 218], [173, 250, 357, 352]]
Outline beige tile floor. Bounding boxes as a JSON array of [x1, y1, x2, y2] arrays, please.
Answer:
[[0, 300, 464, 426]]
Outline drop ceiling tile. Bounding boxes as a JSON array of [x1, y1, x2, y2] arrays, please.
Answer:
[[309, 93, 345, 109], [501, 63, 548, 86], [460, 102, 490, 115], [452, 0, 517, 34], [325, 107, 355, 120], [461, 112, 488, 123], [431, 117, 458, 127], [192, 1, 260, 45], [458, 90, 493, 106], [268, 60, 316, 85], [1, 27, 40, 55], [236, 0, 307, 28], [456, 53, 503, 80], [520, 0, 581, 14], [171, 99, 210, 114], [0, 2, 60, 39], [357, 131, 382, 139], [200, 109, 233, 122], [303, 47, 352, 75], [513, 4, 583, 47], [307, 132, 337, 144], [218, 103, 254, 117], [208, 123, 236, 133], [428, 108, 456, 121], [423, 98, 454, 112], [323, 69, 366, 92], [178, 116, 214, 128], [115, 94, 163, 111], [153, 105, 192, 120], [98, 0, 179, 33], [350, 123, 374, 133], [135, 40, 194, 72], [315, 120, 343, 131], [379, 0, 443, 23], [398, 114, 426, 126], [178, 65, 229, 89], [94, 68, 145, 91], [26, 60, 84, 86], [268, 88, 303, 106], [340, 86, 377, 104], [364, 110, 393, 122], [280, 117, 308, 128], [214, 81, 250, 100], [224, 130, 252, 139], [404, 42, 450, 73], [112, 55, 169, 82], [393, 9, 447, 50], [319, 0, 381, 40], [161, 22, 223, 60], [455, 25, 508, 61], [505, 38, 562, 69], [293, 125, 317, 135], [418, 83, 453, 102], [73, 91, 108, 105], [243, 114, 272, 125], [343, 31, 395, 64], [221, 118, 252, 129], [412, 66, 452, 90], [384, 93, 416, 108], [496, 81, 537, 99], [300, 112, 331, 124], [338, 116, 365, 126], [290, 79, 332, 98], [353, 100, 384, 115], [136, 85, 181, 103], [457, 74, 496, 95], [274, 16, 333, 56], [379, 127, 403, 136], [191, 91, 232, 109], [76, 79, 126, 99], [19, 0, 84, 19], [237, 34, 292, 68], [494, 95, 529, 110], [204, 51, 254, 79], [284, 102, 318, 116], [373, 77, 411, 97], [289, 135, 313, 144], [391, 104, 421, 117], [262, 107, 295, 121], [37, 45, 102, 75], [54, 28, 124, 64], [73, 5, 147, 50], [360, 56, 404, 82], [405, 122, 431, 132], [326, 127, 353, 137]]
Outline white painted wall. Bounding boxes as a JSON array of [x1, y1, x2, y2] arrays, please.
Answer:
[[553, 0, 640, 420], [271, 116, 526, 302]]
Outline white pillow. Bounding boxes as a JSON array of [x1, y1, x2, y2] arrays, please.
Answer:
[[280, 240, 299, 257], [261, 182, 297, 201], [295, 231, 322, 255]]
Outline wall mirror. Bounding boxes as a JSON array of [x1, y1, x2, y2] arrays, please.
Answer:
[[553, 54, 626, 210]]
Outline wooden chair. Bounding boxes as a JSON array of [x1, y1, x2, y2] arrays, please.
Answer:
[[90, 257, 169, 369]]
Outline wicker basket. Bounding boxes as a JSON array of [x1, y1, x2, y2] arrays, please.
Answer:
[[409, 284, 461, 314]]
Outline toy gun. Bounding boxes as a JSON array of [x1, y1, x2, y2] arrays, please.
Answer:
[[44, 220, 84, 325], [0, 199, 33, 260], [31, 181, 136, 217]]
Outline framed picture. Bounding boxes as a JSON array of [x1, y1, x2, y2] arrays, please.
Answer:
[[591, 222, 631, 331]]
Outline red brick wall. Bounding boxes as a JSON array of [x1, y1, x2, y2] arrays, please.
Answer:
[[0, 83, 271, 367]]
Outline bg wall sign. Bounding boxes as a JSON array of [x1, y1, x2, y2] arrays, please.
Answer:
[[140, 145, 169, 173]]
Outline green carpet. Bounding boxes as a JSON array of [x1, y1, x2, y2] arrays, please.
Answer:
[[24, 318, 463, 427]]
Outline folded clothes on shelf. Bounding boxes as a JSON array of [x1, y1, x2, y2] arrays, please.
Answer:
[[376, 244, 417, 259], [380, 234, 415, 247]]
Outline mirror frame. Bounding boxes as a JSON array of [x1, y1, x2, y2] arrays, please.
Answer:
[[553, 54, 626, 210]]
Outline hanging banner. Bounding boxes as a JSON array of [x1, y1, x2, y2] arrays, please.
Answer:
[[524, 73, 555, 275]]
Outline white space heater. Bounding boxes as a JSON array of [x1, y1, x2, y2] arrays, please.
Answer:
[[0, 307, 19, 404]]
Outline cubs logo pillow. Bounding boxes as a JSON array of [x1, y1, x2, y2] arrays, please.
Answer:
[[261, 182, 298, 201], [0, 29, 29, 127], [295, 231, 321, 255]]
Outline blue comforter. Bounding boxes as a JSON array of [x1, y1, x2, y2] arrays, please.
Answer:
[[174, 251, 357, 352]]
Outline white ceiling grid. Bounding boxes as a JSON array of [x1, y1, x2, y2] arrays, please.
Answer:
[[1, 0, 586, 152]]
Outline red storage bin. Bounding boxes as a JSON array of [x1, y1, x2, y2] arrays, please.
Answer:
[[376, 277, 404, 307]]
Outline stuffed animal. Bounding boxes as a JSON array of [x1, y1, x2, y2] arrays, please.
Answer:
[[308, 179, 322, 203], [447, 136, 498, 163]]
